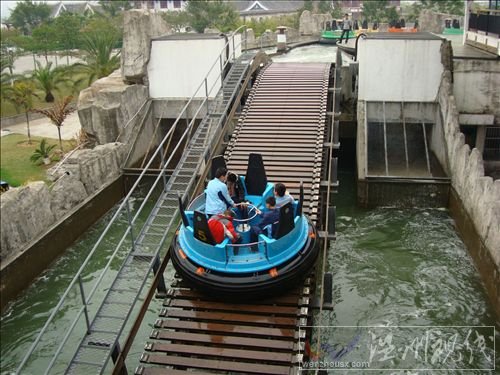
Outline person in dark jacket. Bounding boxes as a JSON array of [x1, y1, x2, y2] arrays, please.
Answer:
[[250, 197, 279, 243], [226, 172, 245, 203]]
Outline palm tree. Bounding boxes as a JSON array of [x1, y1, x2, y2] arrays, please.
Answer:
[[72, 32, 120, 86], [30, 138, 57, 165], [3, 80, 39, 144], [32, 95, 75, 151], [31, 60, 70, 102]]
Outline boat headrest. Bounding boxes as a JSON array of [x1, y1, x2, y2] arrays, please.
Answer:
[[193, 211, 216, 245], [210, 155, 227, 180], [275, 202, 295, 239], [245, 153, 268, 195], [178, 195, 189, 228], [296, 181, 304, 217]]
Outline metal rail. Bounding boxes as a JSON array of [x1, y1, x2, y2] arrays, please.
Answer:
[[16, 26, 252, 375]]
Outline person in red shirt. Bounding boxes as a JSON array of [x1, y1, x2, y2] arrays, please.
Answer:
[[208, 210, 240, 244]]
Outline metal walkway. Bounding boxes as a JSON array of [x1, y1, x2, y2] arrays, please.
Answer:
[[16, 25, 260, 374], [65, 53, 256, 374], [135, 62, 333, 375]]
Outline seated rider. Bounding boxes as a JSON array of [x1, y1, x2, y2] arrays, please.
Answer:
[[227, 171, 249, 220], [274, 183, 294, 208], [226, 172, 245, 203], [250, 197, 279, 242], [206, 167, 235, 216], [208, 210, 240, 244]]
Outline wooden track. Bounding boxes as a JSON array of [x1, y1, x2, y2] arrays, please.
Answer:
[[135, 62, 330, 375]]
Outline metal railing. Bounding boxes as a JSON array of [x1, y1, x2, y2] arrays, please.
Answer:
[[468, 9, 500, 35], [16, 25, 250, 375]]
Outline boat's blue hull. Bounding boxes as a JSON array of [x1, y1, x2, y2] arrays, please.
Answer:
[[171, 217, 319, 299]]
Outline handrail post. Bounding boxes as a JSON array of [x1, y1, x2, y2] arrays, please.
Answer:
[[220, 54, 224, 87], [204, 78, 209, 113], [244, 27, 247, 51], [232, 35, 236, 60], [78, 275, 91, 335], [160, 145, 168, 192], [125, 199, 136, 252]]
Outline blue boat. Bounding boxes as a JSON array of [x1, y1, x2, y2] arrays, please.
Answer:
[[171, 154, 319, 299]]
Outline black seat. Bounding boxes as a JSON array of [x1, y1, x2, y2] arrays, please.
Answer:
[[245, 153, 267, 195], [296, 181, 304, 217], [275, 202, 295, 239], [193, 211, 215, 245], [178, 195, 189, 228], [211, 155, 227, 179]]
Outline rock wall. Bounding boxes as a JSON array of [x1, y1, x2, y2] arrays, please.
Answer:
[[419, 9, 464, 34], [0, 143, 126, 261], [438, 71, 500, 259], [299, 11, 331, 35], [121, 10, 171, 84], [78, 70, 149, 145], [437, 71, 500, 314]]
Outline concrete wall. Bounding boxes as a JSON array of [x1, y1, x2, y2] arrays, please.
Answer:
[[438, 71, 500, 317], [366, 102, 436, 123], [358, 38, 444, 102], [453, 59, 500, 124], [148, 34, 241, 99]]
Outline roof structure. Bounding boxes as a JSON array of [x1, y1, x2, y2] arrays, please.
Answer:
[[48, 1, 101, 18], [230, 1, 304, 15]]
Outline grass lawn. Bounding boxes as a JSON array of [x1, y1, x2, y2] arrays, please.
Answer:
[[0, 134, 75, 187]]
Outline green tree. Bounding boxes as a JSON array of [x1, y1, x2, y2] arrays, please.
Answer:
[[0, 45, 18, 77], [52, 13, 85, 64], [303, 0, 314, 12], [8, 0, 51, 35], [98, 0, 132, 17], [419, 0, 464, 15], [72, 32, 121, 85], [81, 15, 123, 48], [31, 61, 70, 102], [185, 0, 239, 33], [31, 23, 59, 63], [386, 6, 400, 24], [331, 1, 344, 19], [33, 96, 75, 151], [318, 0, 332, 14], [362, 0, 389, 22], [3, 80, 39, 144], [162, 11, 191, 32]]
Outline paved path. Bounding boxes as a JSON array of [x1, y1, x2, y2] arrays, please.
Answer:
[[12, 53, 82, 75], [0, 112, 82, 140]]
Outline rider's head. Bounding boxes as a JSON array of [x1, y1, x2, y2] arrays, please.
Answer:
[[265, 196, 276, 209], [227, 172, 238, 183], [274, 183, 286, 197], [215, 167, 228, 181]]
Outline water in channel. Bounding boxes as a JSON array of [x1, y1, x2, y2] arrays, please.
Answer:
[[1, 44, 498, 374]]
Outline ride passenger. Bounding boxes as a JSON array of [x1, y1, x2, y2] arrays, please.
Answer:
[[274, 183, 294, 208], [206, 167, 235, 216], [250, 197, 279, 242], [208, 210, 241, 244], [226, 172, 245, 203]]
